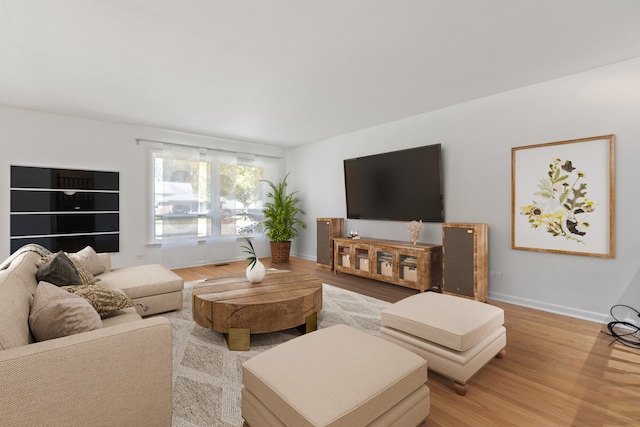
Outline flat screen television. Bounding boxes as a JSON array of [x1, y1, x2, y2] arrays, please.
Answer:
[[343, 144, 444, 222]]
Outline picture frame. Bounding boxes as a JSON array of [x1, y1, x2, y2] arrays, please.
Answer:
[[511, 135, 615, 258]]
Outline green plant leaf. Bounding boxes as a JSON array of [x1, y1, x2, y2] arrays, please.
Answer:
[[259, 172, 307, 242], [241, 237, 257, 270]]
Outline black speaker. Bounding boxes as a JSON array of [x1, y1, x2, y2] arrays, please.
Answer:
[[442, 223, 488, 301], [316, 218, 344, 269]]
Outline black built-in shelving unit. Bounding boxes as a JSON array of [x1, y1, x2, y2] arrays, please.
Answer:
[[10, 165, 120, 253]]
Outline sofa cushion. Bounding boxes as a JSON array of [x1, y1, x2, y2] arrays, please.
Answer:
[[98, 264, 183, 299], [0, 252, 41, 350], [64, 285, 137, 317], [69, 246, 106, 276], [0, 282, 31, 350], [101, 307, 143, 327], [29, 281, 102, 341], [242, 324, 428, 426], [36, 251, 81, 287], [381, 292, 504, 351], [96, 253, 111, 272]]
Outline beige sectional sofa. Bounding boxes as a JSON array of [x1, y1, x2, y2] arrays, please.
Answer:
[[0, 249, 183, 426], [96, 252, 184, 316]]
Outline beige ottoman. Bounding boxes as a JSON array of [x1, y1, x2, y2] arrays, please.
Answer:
[[242, 324, 430, 426], [380, 292, 506, 396]]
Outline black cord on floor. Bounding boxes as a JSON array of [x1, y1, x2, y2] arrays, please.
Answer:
[[601, 304, 640, 349]]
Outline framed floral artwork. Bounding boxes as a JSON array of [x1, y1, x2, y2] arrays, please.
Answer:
[[511, 135, 615, 258]]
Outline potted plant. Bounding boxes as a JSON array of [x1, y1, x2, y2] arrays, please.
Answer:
[[241, 238, 265, 283], [261, 172, 306, 262]]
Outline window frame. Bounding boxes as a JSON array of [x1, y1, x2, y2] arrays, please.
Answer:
[[150, 149, 214, 243], [149, 147, 282, 244]]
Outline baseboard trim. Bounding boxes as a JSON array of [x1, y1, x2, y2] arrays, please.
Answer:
[[291, 252, 315, 262], [232, 252, 611, 325], [489, 291, 608, 325]]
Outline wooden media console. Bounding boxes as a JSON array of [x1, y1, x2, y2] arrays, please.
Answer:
[[333, 237, 442, 292]]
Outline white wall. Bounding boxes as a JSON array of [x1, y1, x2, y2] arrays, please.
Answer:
[[0, 107, 285, 269], [289, 57, 640, 323], [3, 57, 639, 323]]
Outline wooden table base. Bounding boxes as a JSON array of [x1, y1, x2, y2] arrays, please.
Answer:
[[225, 312, 318, 351]]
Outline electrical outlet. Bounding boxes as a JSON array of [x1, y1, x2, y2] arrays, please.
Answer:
[[136, 254, 145, 260], [490, 271, 502, 279]]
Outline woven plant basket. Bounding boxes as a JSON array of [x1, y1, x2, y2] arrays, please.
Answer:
[[270, 241, 291, 263]]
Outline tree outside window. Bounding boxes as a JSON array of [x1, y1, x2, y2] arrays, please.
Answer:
[[154, 155, 212, 240], [220, 164, 264, 236]]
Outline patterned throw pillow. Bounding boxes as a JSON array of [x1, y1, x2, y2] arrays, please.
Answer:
[[69, 259, 96, 286], [36, 251, 81, 287], [64, 285, 139, 317]]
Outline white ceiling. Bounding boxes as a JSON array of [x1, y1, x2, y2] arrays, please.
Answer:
[[2, 1, 640, 147]]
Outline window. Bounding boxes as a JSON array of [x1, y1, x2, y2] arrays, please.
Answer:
[[151, 146, 281, 242], [153, 153, 212, 240], [220, 164, 265, 236]]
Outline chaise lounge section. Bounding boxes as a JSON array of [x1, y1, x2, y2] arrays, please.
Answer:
[[96, 252, 184, 316]]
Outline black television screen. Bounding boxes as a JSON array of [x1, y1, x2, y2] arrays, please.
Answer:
[[343, 144, 444, 222]]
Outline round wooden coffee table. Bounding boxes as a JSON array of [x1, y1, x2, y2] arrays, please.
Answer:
[[192, 270, 323, 350]]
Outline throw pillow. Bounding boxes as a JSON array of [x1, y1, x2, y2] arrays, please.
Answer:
[[64, 285, 139, 317], [69, 258, 96, 286], [29, 281, 102, 341], [68, 246, 105, 276], [35, 251, 81, 287]]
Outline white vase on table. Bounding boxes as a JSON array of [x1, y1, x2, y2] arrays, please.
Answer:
[[246, 259, 266, 283]]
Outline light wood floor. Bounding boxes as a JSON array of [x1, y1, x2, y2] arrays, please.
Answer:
[[173, 257, 640, 426]]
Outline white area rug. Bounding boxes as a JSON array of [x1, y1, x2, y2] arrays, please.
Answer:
[[156, 280, 391, 427]]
